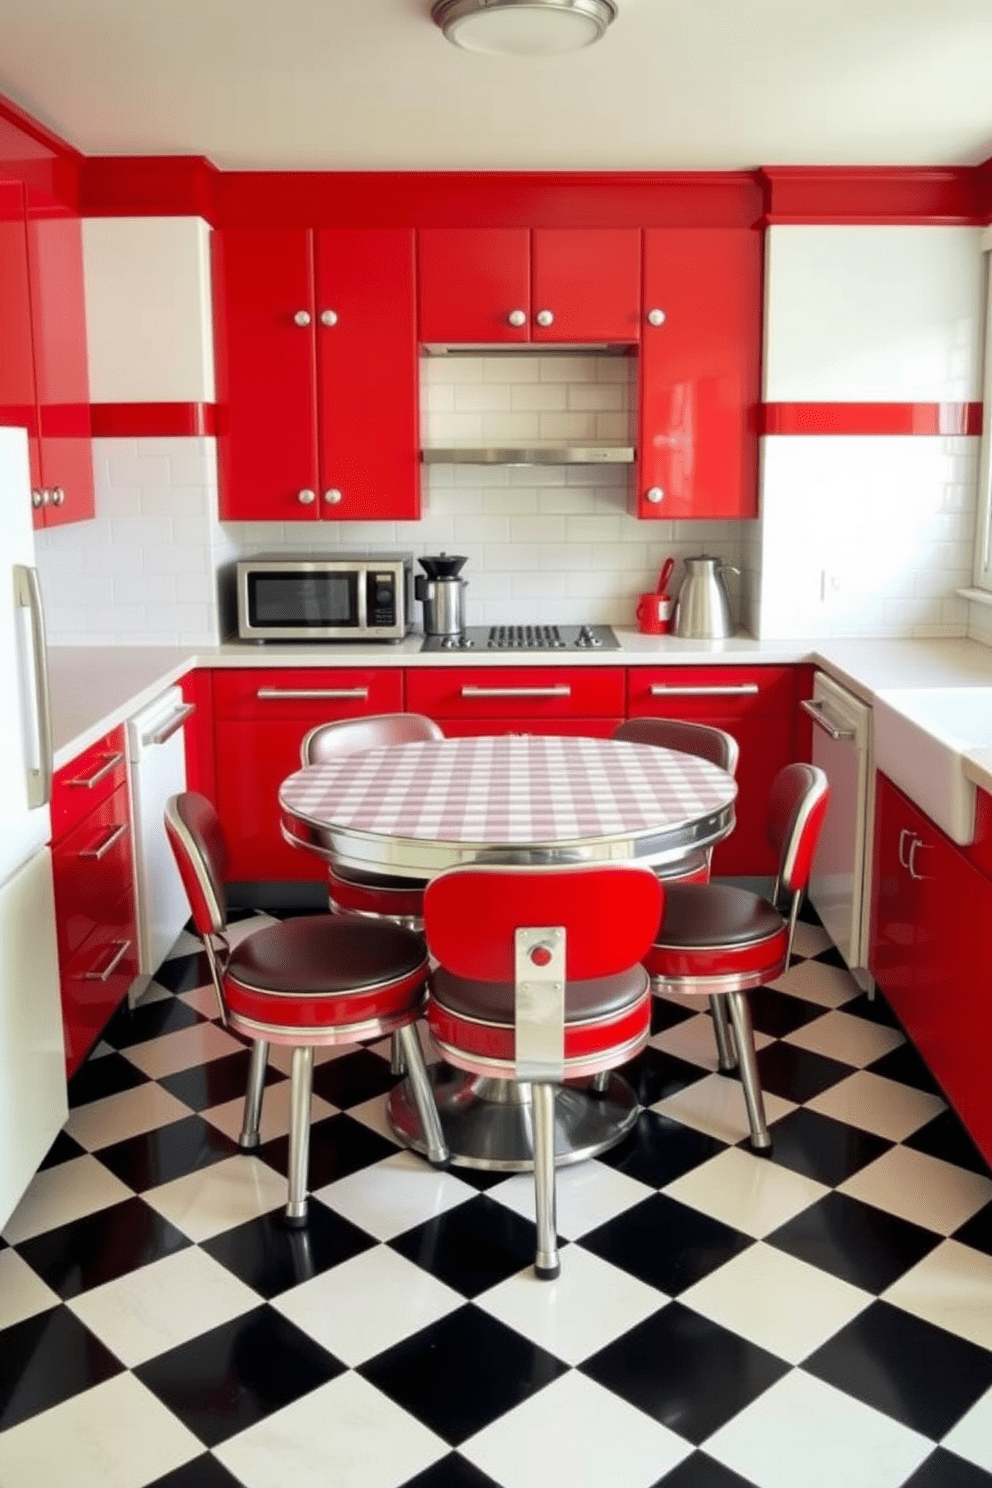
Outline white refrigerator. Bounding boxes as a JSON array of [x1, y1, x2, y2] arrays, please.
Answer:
[[0, 426, 66, 1232]]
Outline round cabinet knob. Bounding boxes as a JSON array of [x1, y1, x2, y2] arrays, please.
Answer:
[[320, 310, 338, 327], [297, 488, 316, 505], [31, 488, 48, 509], [293, 310, 312, 327], [51, 486, 65, 507], [507, 309, 526, 328], [647, 308, 666, 327], [323, 488, 343, 505], [645, 487, 665, 505], [535, 309, 555, 328]]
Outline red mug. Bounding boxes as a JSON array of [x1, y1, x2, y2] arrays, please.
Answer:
[[636, 592, 675, 635]]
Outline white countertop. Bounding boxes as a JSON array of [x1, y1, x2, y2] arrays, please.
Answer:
[[47, 631, 992, 781]]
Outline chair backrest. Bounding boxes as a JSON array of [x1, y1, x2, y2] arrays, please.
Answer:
[[164, 791, 229, 938], [301, 712, 444, 766], [613, 717, 739, 776], [424, 864, 663, 984], [765, 763, 830, 896]]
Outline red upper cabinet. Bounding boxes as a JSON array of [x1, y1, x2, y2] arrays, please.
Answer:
[[0, 178, 92, 529], [637, 227, 760, 520], [213, 227, 320, 521], [214, 226, 419, 522], [418, 227, 641, 345], [24, 187, 95, 527], [314, 229, 419, 520]]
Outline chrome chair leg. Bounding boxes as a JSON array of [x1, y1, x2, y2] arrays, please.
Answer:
[[710, 995, 738, 1071], [725, 991, 772, 1152], [390, 1031, 407, 1077], [239, 1039, 269, 1149], [396, 1023, 449, 1168], [285, 1045, 315, 1227], [532, 1081, 560, 1280]]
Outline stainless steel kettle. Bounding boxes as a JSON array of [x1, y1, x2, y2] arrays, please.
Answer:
[[673, 555, 738, 639]]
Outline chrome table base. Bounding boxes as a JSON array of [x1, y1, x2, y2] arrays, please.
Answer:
[[387, 1065, 639, 1172]]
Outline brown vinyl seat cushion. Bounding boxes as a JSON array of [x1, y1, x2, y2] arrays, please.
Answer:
[[656, 883, 785, 949], [431, 964, 648, 1025], [227, 915, 427, 996]]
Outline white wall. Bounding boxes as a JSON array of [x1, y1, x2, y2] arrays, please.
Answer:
[[756, 224, 985, 640]]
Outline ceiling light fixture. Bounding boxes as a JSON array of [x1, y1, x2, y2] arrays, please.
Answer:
[[431, 0, 618, 57]]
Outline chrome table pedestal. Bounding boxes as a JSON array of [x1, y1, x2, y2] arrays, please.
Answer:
[[387, 1065, 639, 1171]]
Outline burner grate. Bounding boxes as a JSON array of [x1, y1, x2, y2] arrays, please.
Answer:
[[420, 624, 619, 653]]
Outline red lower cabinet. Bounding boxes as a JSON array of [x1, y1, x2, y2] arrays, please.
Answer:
[[626, 666, 797, 876], [870, 774, 992, 1166], [52, 727, 137, 1076], [212, 668, 404, 882]]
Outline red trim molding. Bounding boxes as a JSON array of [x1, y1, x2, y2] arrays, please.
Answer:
[[762, 402, 983, 436], [90, 402, 217, 438], [760, 167, 984, 226]]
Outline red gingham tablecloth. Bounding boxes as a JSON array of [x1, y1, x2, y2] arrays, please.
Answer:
[[279, 735, 736, 848]]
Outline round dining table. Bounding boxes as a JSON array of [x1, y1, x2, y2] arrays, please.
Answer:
[[279, 733, 737, 1170]]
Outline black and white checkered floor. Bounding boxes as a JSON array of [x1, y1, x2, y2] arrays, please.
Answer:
[[4, 904, 992, 1488]]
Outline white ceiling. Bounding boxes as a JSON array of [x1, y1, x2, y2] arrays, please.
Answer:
[[1, 0, 991, 173]]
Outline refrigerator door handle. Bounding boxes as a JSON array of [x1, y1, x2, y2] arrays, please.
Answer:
[[13, 564, 53, 809]]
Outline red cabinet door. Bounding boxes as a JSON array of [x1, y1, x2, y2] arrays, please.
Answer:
[[638, 227, 760, 520], [626, 666, 796, 876], [868, 775, 921, 1014], [531, 229, 641, 344], [315, 229, 420, 520], [25, 188, 94, 526], [418, 228, 531, 344], [0, 177, 43, 522], [213, 227, 319, 521]]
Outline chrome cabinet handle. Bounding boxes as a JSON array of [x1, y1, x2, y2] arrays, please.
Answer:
[[66, 751, 125, 789], [51, 486, 65, 507], [324, 489, 343, 505], [645, 487, 665, 504], [649, 683, 759, 697], [907, 838, 929, 880], [507, 309, 526, 327], [535, 310, 554, 328], [801, 698, 856, 741], [143, 702, 196, 747], [31, 488, 49, 508], [460, 685, 571, 698], [294, 310, 312, 327], [80, 939, 132, 982], [297, 489, 316, 505], [898, 828, 916, 868], [256, 687, 370, 700], [647, 309, 666, 326], [13, 564, 54, 808], [320, 310, 338, 327], [79, 823, 128, 861]]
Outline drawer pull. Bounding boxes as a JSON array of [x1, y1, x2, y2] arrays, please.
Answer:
[[648, 684, 760, 698], [801, 698, 856, 742], [80, 939, 132, 982], [143, 702, 196, 747], [79, 823, 128, 861], [906, 838, 930, 881], [256, 688, 370, 701], [66, 751, 125, 789], [460, 685, 572, 699]]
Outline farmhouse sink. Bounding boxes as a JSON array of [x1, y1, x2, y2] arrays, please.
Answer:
[[873, 686, 992, 844]]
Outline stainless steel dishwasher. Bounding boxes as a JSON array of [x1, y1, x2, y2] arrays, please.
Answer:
[[803, 671, 874, 991], [127, 686, 196, 998]]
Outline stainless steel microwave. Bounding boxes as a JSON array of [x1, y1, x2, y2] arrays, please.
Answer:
[[236, 555, 414, 642]]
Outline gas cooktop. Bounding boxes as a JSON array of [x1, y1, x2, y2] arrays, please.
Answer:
[[420, 624, 620, 653]]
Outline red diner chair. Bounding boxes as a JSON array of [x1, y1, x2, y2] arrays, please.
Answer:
[[165, 791, 449, 1227], [643, 762, 829, 1153], [613, 716, 741, 1068], [424, 863, 663, 1279], [300, 713, 444, 929]]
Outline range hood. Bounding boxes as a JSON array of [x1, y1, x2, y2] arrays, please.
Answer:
[[421, 445, 635, 467]]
